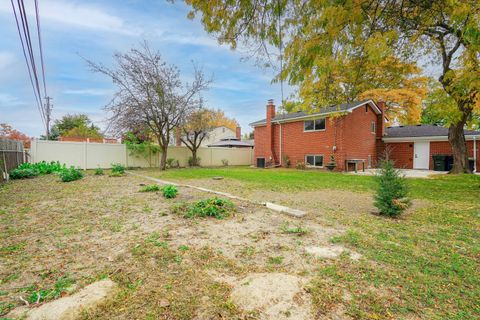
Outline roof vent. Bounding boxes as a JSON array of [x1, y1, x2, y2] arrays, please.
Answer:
[[267, 99, 274, 105]]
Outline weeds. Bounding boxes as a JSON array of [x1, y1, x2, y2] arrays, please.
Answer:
[[139, 184, 161, 192], [161, 185, 178, 199], [280, 222, 308, 235], [24, 276, 74, 304], [172, 197, 235, 219], [59, 167, 84, 182], [111, 163, 126, 175], [10, 161, 65, 179], [94, 168, 104, 175]]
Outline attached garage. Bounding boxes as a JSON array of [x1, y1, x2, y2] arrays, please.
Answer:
[[383, 125, 479, 172]]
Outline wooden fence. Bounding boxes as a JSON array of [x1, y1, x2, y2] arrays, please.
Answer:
[[0, 138, 28, 182]]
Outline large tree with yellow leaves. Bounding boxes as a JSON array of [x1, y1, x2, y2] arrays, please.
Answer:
[[185, 0, 479, 173]]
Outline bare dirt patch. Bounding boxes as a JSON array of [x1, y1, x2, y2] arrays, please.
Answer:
[[231, 273, 312, 320]]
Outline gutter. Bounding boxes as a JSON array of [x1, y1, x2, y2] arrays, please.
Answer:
[[474, 136, 477, 173]]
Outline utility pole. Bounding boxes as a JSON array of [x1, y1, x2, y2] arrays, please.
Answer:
[[44, 96, 53, 140]]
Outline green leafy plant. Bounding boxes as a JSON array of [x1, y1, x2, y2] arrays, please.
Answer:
[[374, 159, 410, 217], [9, 168, 39, 179], [26, 276, 74, 304], [111, 163, 125, 175], [162, 185, 178, 199], [173, 197, 235, 219], [188, 156, 201, 167], [221, 159, 229, 166], [94, 168, 104, 175], [139, 184, 161, 192], [109, 171, 123, 177], [59, 167, 84, 182], [166, 158, 179, 168], [280, 222, 308, 235]]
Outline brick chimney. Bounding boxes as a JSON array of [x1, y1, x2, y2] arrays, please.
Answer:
[[175, 127, 182, 146], [376, 101, 386, 138], [266, 99, 276, 161], [236, 126, 241, 140]]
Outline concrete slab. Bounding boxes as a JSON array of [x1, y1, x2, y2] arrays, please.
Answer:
[[347, 168, 448, 178]]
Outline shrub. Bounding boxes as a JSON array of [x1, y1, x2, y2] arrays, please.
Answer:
[[166, 158, 179, 168], [139, 184, 161, 192], [59, 167, 83, 182], [16, 161, 64, 175], [188, 156, 201, 167], [109, 171, 123, 177], [173, 197, 235, 219], [374, 160, 410, 217], [282, 155, 291, 167], [162, 185, 178, 199], [221, 159, 229, 166], [296, 161, 306, 170], [10, 168, 39, 179], [111, 163, 125, 174], [94, 168, 104, 175]]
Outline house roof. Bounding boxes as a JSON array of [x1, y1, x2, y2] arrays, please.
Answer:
[[249, 99, 380, 126], [208, 139, 254, 148], [385, 125, 480, 138]]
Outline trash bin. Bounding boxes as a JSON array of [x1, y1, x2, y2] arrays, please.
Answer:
[[468, 158, 475, 172], [432, 154, 447, 171], [445, 155, 454, 171]]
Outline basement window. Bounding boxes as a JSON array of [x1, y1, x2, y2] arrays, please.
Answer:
[[305, 155, 324, 167], [304, 118, 326, 132]]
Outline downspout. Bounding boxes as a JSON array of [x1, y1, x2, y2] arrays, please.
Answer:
[[474, 136, 477, 173]]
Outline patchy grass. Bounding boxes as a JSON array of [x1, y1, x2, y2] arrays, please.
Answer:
[[0, 167, 479, 319]]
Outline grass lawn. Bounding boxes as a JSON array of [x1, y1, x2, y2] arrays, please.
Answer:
[[1, 167, 479, 319]]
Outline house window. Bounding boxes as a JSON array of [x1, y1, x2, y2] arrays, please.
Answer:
[[304, 118, 325, 132], [371, 121, 376, 133], [305, 155, 324, 167]]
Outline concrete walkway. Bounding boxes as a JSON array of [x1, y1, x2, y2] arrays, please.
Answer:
[[348, 169, 448, 178], [126, 171, 307, 217]]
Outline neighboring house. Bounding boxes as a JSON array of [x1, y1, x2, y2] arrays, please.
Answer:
[[174, 126, 239, 147], [250, 99, 479, 172], [208, 137, 254, 148], [59, 137, 120, 143]]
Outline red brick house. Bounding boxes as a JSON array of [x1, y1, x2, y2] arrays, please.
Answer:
[[250, 99, 479, 172]]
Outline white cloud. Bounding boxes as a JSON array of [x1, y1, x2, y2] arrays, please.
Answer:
[[63, 88, 113, 96], [0, 52, 15, 72], [0, 1, 139, 35], [0, 93, 23, 106]]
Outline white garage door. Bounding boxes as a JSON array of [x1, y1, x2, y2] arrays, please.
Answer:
[[413, 142, 430, 169]]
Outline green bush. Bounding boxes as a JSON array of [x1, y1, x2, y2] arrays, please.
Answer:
[[374, 160, 410, 217], [59, 167, 84, 182], [188, 156, 200, 167], [139, 184, 161, 192], [109, 171, 123, 177], [162, 185, 178, 199], [111, 163, 125, 175], [166, 158, 179, 168], [173, 197, 235, 219], [10, 168, 39, 179], [94, 168, 104, 175], [16, 161, 65, 175]]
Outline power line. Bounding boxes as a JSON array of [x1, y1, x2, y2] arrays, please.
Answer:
[[10, 0, 45, 128], [34, 0, 47, 98]]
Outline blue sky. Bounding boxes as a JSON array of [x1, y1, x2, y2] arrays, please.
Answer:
[[0, 0, 289, 137]]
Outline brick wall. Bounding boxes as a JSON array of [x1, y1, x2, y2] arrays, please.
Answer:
[[253, 102, 381, 170], [385, 140, 479, 170]]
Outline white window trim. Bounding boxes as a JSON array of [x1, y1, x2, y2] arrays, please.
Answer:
[[305, 154, 324, 168], [303, 119, 326, 132], [371, 121, 376, 134]]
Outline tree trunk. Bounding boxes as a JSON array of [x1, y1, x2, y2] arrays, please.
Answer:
[[192, 149, 198, 166], [160, 145, 168, 171], [448, 118, 470, 174]]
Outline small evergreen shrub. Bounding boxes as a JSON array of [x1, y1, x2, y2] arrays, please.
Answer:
[[172, 197, 235, 219], [59, 167, 83, 182], [374, 160, 410, 217], [111, 163, 125, 174], [296, 161, 306, 170], [139, 184, 161, 192], [162, 185, 178, 199], [94, 168, 104, 175], [10, 168, 39, 179]]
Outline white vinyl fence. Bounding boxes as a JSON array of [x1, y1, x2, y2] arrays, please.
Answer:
[[29, 139, 254, 169]]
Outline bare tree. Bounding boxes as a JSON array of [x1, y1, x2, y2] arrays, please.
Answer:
[[87, 41, 211, 170]]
